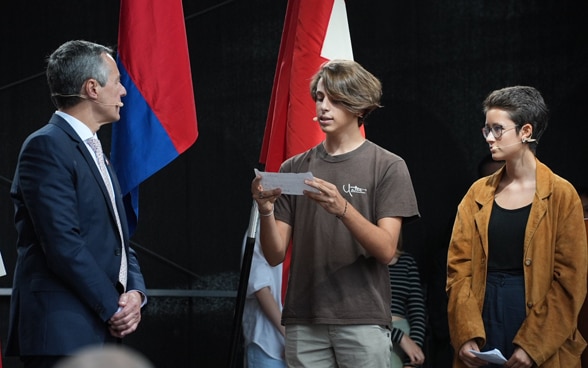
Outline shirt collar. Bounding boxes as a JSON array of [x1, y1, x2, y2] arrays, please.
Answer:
[[55, 111, 95, 141]]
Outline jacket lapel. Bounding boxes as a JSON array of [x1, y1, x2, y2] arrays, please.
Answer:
[[49, 114, 121, 235], [473, 168, 504, 258], [524, 159, 551, 251]]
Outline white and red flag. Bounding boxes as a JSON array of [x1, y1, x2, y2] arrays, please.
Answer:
[[260, 0, 355, 300]]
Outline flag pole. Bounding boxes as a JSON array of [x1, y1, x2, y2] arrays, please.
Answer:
[[228, 200, 260, 368]]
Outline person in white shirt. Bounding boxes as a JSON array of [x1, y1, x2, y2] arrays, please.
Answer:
[[241, 223, 286, 368]]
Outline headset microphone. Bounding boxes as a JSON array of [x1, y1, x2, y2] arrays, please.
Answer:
[[91, 100, 124, 107], [51, 93, 123, 107], [313, 117, 318, 122]]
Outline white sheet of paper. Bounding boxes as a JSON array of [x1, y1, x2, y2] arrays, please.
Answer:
[[254, 169, 320, 195], [469, 348, 507, 364]]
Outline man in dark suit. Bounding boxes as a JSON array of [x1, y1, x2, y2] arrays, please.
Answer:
[[6, 40, 147, 368]]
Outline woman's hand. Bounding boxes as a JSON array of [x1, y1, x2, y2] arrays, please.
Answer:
[[504, 346, 533, 368], [458, 339, 488, 367], [399, 335, 425, 366]]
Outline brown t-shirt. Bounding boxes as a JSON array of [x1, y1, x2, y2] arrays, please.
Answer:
[[275, 141, 419, 327]]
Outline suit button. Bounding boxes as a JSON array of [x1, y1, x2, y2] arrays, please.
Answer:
[[525, 259, 532, 266], [115, 249, 121, 256]]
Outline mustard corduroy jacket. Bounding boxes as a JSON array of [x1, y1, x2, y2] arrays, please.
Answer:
[[447, 159, 587, 367]]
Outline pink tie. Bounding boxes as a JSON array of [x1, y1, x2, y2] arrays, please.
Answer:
[[86, 137, 128, 291]]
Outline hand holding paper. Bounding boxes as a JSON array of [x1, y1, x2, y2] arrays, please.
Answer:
[[469, 348, 507, 364], [254, 169, 320, 195]]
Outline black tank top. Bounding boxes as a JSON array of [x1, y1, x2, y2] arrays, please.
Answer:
[[487, 201, 532, 273]]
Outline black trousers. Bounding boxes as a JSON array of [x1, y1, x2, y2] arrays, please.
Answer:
[[481, 272, 526, 368]]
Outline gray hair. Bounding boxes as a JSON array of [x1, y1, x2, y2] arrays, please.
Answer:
[[46, 40, 113, 108]]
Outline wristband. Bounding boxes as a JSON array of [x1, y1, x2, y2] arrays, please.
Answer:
[[336, 200, 348, 219], [259, 209, 274, 217]]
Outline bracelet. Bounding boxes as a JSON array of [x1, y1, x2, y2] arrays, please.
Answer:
[[259, 209, 274, 217], [336, 200, 348, 219]]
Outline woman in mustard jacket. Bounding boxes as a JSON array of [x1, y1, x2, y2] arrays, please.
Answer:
[[446, 86, 587, 368]]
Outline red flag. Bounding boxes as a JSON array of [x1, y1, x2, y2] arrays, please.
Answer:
[[260, 0, 355, 300]]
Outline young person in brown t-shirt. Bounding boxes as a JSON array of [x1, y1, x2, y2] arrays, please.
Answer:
[[251, 60, 419, 368]]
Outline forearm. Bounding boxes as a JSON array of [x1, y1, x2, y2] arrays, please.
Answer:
[[259, 215, 291, 266], [407, 279, 427, 346], [391, 327, 404, 344], [256, 287, 285, 336], [338, 203, 401, 264]]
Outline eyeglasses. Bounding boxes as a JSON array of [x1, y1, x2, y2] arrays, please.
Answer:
[[482, 125, 517, 139]]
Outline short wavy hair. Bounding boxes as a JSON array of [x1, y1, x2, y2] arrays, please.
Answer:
[[310, 59, 382, 126]]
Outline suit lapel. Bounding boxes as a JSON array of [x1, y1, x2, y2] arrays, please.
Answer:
[[49, 114, 123, 239]]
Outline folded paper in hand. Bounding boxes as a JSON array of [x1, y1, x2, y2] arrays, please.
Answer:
[[469, 348, 507, 364], [254, 169, 320, 195]]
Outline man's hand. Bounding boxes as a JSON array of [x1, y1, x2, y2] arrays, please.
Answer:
[[108, 290, 143, 338]]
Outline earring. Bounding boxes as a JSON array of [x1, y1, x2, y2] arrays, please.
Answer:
[[522, 137, 537, 143]]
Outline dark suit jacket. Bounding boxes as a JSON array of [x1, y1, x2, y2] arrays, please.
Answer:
[[6, 113, 147, 356]]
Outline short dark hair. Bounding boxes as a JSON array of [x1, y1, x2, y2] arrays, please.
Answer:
[[482, 86, 549, 153]]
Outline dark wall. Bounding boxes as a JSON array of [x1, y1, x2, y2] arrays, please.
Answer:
[[1, 1, 587, 367]]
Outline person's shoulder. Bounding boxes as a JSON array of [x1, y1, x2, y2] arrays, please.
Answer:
[[23, 122, 62, 147], [535, 160, 576, 198], [365, 140, 401, 157], [469, 176, 489, 191], [27, 114, 72, 139], [548, 171, 579, 199], [362, 141, 407, 168], [458, 174, 498, 208]]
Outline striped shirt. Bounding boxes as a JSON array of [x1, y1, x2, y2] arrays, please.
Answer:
[[388, 252, 426, 351]]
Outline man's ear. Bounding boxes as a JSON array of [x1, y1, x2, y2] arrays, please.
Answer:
[[83, 78, 100, 99]]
